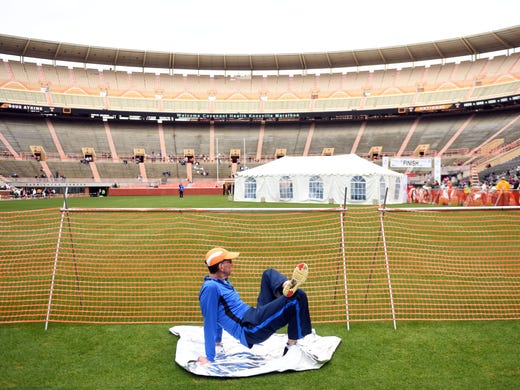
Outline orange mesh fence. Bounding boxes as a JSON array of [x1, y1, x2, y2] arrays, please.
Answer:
[[1, 206, 519, 326], [379, 207, 520, 322], [0, 209, 62, 323], [1, 208, 347, 325]]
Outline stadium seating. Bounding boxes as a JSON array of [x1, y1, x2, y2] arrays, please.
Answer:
[[1, 50, 520, 184]]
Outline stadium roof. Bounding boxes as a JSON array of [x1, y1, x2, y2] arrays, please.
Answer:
[[1, 25, 519, 71]]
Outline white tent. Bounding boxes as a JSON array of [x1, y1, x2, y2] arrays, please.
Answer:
[[234, 154, 407, 205]]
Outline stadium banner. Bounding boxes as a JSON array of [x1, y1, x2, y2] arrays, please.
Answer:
[[2, 93, 519, 123]]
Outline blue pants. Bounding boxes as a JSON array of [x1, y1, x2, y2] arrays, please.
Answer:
[[242, 268, 312, 347]]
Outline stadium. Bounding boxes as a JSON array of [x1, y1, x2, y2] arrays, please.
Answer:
[[1, 26, 520, 203], [1, 11, 519, 388]]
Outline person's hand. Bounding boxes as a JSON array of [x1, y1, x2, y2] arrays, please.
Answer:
[[197, 356, 210, 365]]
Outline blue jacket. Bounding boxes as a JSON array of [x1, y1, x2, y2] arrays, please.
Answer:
[[199, 276, 252, 361]]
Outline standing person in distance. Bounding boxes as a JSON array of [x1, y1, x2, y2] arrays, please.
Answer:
[[495, 176, 511, 206]]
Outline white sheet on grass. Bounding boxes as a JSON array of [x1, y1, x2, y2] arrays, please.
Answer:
[[170, 325, 342, 377]]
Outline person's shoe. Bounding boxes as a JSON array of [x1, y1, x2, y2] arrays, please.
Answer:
[[282, 342, 300, 356], [283, 263, 308, 297]]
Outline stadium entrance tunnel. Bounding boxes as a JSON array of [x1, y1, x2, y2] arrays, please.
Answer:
[[89, 186, 109, 197]]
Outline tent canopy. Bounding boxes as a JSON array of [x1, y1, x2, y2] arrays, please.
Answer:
[[238, 154, 401, 177], [234, 154, 407, 205]]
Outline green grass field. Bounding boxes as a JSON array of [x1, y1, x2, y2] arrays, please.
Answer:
[[0, 194, 335, 211], [1, 321, 518, 389], [1, 195, 519, 389]]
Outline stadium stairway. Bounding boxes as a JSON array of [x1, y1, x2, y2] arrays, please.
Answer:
[[470, 166, 481, 188], [89, 161, 101, 182], [139, 162, 147, 181], [39, 161, 52, 180]]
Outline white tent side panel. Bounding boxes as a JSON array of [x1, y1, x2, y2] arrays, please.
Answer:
[[233, 154, 407, 205]]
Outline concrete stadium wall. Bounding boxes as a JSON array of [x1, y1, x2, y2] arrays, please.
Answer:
[[109, 187, 222, 196]]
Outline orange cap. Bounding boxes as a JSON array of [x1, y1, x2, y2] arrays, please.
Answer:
[[205, 247, 240, 267]]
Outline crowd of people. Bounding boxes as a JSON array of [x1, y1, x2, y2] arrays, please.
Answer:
[[408, 166, 520, 206], [1, 183, 56, 199]]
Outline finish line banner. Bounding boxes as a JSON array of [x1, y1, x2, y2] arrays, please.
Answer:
[[383, 157, 441, 183], [388, 157, 432, 168]]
